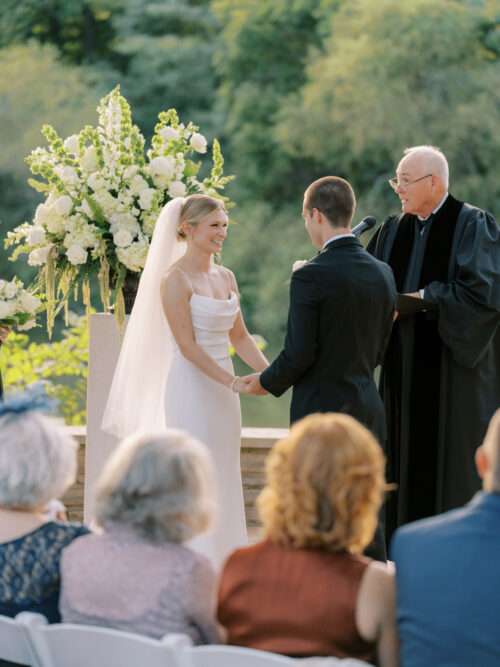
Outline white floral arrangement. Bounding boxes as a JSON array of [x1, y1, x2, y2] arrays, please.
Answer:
[[0, 278, 42, 331], [5, 86, 233, 333]]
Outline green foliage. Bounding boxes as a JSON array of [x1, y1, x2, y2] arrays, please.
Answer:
[[1, 317, 89, 424], [0, 0, 117, 64], [275, 0, 500, 217]]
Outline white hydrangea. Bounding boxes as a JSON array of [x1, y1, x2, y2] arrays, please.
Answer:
[[138, 188, 156, 210], [117, 238, 148, 272], [46, 213, 66, 236], [129, 174, 149, 196], [79, 199, 94, 219], [160, 127, 180, 142], [64, 135, 80, 155], [66, 244, 88, 265], [27, 226, 46, 246], [19, 292, 41, 314], [54, 195, 73, 217], [0, 301, 16, 319], [123, 165, 139, 180], [168, 181, 187, 198], [55, 165, 79, 185], [190, 132, 207, 154], [81, 146, 99, 172], [4, 281, 18, 299], [113, 229, 133, 248], [149, 156, 175, 183], [109, 212, 140, 235], [93, 190, 118, 217], [87, 173, 106, 191], [28, 245, 52, 266]]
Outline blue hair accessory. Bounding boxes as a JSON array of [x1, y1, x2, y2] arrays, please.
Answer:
[[0, 383, 57, 418]]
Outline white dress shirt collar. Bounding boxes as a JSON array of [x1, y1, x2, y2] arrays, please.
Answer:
[[417, 192, 449, 221], [322, 232, 355, 249]]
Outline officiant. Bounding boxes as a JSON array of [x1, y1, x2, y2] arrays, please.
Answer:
[[368, 145, 500, 541]]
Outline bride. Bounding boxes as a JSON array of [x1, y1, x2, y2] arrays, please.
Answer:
[[103, 195, 269, 567]]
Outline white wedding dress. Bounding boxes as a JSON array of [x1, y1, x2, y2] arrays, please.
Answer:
[[164, 291, 248, 567]]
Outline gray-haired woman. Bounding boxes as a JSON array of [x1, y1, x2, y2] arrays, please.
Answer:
[[59, 429, 221, 644], [0, 390, 88, 623]]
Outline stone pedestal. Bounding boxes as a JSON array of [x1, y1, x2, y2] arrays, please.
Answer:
[[84, 313, 126, 521]]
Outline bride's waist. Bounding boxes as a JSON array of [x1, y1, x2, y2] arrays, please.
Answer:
[[173, 335, 231, 361]]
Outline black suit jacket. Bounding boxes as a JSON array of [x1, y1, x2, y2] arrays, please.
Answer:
[[260, 237, 396, 442]]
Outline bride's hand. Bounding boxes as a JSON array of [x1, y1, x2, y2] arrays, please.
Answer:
[[232, 377, 251, 394]]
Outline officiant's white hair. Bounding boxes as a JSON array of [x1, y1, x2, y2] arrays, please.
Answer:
[[403, 145, 449, 188], [95, 429, 216, 543]]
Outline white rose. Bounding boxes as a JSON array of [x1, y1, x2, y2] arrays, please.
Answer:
[[117, 239, 148, 272], [0, 301, 16, 319], [129, 174, 149, 196], [138, 188, 156, 210], [18, 319, 37, 331], [28, 245, 52, 266], [66, 244, 88, 265], [113, 229, 133, 248], [54, 195, 73, 216], [149, 156, 175, 180], [168, 181, 187, 198], [80, 146, 99, 172], [190, 132, 207, 154], [27, 226, 46, 246], [292, 259, 308, 272], [64, 135, 80, 155], [160, 127, 180, 142], [19, 293, 41, 314]]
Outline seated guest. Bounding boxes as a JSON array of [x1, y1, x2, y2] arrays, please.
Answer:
[[0, 389, 87, 622], [60, 429, 221, 644], [218, 413, 397, 667], [392, 408, 500, 667]]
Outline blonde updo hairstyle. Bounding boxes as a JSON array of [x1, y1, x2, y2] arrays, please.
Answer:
[[177, 194, 226, 241], [258, 413, 386, 554]]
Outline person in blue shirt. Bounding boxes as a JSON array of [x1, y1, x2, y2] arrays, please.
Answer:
[[392, 407, 500, 667]]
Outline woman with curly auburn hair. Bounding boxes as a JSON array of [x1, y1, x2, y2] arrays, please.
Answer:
[[217, 413, 398, 667]]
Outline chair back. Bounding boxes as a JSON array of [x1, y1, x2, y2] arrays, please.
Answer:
[[0, 613, 44, 666], [18, 614, 190, 667], [185, 645, 297, 666]]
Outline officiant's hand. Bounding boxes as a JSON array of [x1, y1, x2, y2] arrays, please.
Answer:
[[240, 373, 268, 396]]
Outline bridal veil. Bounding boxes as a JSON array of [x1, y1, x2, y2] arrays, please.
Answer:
[[102, 197, 186, 438]]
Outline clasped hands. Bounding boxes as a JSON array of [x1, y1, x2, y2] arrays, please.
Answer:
[[232, 374, 268, 396]]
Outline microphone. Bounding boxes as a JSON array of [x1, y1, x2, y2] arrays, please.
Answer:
[[352, 216, 377, 237]]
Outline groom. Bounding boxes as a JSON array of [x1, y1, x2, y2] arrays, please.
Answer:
[[243, 176, 396, 558]]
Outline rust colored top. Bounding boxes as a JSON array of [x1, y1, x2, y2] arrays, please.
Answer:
[[217, 539, 376, 661]]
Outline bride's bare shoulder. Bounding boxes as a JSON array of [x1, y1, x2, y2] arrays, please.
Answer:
[[161, 263, 191, 295]]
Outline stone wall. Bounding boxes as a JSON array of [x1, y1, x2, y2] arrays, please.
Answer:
[[62, 427, 287, 530]]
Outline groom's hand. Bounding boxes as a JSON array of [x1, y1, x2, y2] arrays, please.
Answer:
[[241, 373, 268, 396]]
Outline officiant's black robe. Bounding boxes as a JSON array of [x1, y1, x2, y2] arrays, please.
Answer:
[[368, 195, 500, 541]]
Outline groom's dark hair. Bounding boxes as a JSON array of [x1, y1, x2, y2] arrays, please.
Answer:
[[304, 176, 356, 228]]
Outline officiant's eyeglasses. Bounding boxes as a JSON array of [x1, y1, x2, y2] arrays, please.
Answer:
[[388, 174, 432, 191]]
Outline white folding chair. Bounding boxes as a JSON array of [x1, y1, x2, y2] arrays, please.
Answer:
[[184, 644, 298, 666], [0, 613, 44, 666], [18, 613, 191, 667]]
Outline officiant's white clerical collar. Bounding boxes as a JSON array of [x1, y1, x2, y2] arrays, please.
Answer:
[[322, 232, 355, 249], [417, 192, 449, 221]]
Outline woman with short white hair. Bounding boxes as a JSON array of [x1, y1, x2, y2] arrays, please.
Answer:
[[0, 389, 88, 622], [60, 429, 221, 644]]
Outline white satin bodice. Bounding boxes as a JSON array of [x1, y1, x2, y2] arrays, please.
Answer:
[[172, 292, 239, 361]]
